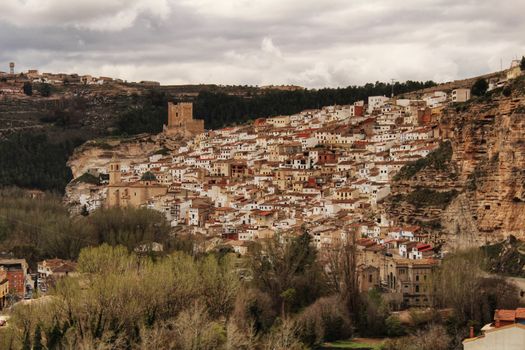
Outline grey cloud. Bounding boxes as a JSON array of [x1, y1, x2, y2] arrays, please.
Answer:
[[0, 0, 523, 87]]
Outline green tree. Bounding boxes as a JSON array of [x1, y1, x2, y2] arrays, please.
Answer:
[[0, 133, 83, 193], [38, 83, 52, 97], [520, 56, 525, 71], [471, 78, 488, 96], [141, 171, 157, 181], [22, 82, 32, 96]]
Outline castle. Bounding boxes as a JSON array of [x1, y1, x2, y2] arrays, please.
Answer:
[[163, 102, 204, 137]]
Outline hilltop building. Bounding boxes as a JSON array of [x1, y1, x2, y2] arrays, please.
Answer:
[[163, 102, 204, 137]]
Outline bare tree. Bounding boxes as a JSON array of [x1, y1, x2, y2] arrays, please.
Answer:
[[323, 230, 360, 320]]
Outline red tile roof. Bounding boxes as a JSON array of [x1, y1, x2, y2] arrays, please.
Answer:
[[495, 309, 516, 322]]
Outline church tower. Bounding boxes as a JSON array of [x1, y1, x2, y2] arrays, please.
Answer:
[[109, 160, 121, 185]]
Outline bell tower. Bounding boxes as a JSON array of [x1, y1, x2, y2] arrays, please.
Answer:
[[109, 160, 121, 185]]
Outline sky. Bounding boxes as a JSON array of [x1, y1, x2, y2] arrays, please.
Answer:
[[0, 0, 524, 88]]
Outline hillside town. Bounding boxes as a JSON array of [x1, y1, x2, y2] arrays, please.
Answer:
[[66, 83, 483, 309], [3, 0, 525, 346]]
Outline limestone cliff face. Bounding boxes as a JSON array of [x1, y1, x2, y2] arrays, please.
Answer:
[[67, 135, 160, 178], [386, 76, 525, 247], [440, 193, 480, 248], [443, 79, 525, 243]]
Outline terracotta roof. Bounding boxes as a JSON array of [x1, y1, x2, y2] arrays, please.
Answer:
[[495, 309, 516, 322]]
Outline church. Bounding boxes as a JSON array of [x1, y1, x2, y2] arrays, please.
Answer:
[[106, 160, 167, 208]]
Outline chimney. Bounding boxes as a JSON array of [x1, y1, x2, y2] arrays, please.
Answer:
[[469, 326, 474, 338]]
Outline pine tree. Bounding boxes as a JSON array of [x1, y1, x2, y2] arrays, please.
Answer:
[[471, 78, 488, 96], [23, 82, 33, 96]]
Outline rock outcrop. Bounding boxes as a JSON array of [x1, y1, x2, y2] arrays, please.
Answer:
[[385, 76, 525, 248]]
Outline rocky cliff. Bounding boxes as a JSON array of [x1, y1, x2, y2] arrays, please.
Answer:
[[385, 76, 525, 248]]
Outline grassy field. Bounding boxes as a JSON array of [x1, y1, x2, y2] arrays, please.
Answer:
[[322, 338, 385, 349]]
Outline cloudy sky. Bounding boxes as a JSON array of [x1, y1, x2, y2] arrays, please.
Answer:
[[0, 0, 524, 88]]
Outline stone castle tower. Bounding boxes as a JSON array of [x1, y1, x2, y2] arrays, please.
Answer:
[[163, 102, 204, 137]]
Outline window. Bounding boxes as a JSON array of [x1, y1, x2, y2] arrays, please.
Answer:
[[415, 275, 419, 281], [369, 274, 373, 283], [415, 285, 420, 293]]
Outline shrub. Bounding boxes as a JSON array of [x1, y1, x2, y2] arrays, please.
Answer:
[[382, 324, 452, 350], [73, 172, 101, 185], [394, 141, 452, 180], [232, 288, 277, 334], [296, 295, 352, 346], [37, 83, 52, 97], [405, 188, 458, 208], [385, 315, 406, 337], [356, 289, 390, 337]]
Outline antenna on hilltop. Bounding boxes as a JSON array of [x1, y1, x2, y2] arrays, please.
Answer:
[[390, 79, 397, 98]]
